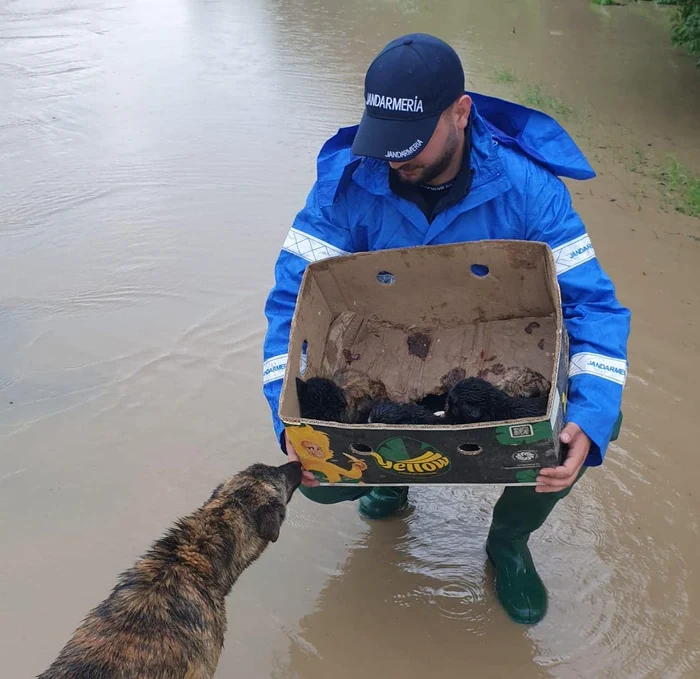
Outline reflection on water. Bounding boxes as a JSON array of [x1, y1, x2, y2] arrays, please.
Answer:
[[1, 1, 699, 678], [283, 470, 698, 678]]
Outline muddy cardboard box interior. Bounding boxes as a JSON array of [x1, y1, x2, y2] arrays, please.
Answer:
[[279, 240, 569, 486]]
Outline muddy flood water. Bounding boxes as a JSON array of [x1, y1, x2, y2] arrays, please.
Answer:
[[2, 0, 699, 677]]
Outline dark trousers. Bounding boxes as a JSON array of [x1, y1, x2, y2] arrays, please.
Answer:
[[299, 468, 586, 534]]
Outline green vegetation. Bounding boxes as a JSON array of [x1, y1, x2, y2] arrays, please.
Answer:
[[491, 67, 517, 84], [490, 68, 574, 118], [519, 84, 574, 117], [627, 146, 648, 174], [623, 147, 699, 218], [657, 157, 700, 217], [592, 1, 699, 66], [670, 0, 700, 66]]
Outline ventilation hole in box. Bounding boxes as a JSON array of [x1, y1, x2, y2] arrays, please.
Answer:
[[300, 340, 308, 375], [457, 443, 483, 456], [350, 443, 373, 455], [376, 271, 396, 285], [470, 264, 490, 277]]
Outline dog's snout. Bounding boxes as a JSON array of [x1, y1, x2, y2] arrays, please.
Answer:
[[281, 460, 303, 488]]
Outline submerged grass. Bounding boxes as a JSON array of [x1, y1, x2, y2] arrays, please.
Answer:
[[489, 67, 574, 119], [657, 157, 700, 218], [623, 147, 699, 218], [519, 84, 574, 118], [491, 67, 518, 84]]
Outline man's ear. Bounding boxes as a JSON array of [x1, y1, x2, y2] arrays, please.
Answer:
[[456, 94, 472, 130], [254, 500, 285, 543]]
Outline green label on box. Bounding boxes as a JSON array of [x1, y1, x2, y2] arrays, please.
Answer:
[[370, 437, 452, 477], [495, 421, 553, 445]]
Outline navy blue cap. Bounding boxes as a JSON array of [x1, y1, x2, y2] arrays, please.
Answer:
[[352, 33, 465, 162]]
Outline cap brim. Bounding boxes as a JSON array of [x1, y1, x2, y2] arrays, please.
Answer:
[[351, 111, 440, 162]]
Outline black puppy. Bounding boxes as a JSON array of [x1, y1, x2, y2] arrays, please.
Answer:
[[368, 400, 444, 425], [296, 371, 389, 424], [296, 377, 348, 422], [445, 377, 548, 424]]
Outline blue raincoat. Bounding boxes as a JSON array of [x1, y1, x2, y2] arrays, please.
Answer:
[[262, 92, 630, 466]]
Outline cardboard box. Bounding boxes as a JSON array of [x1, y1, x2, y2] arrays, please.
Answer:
[[279, 240, 569, 486]]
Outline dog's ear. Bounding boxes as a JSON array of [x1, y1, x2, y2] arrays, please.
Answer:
[[206, 482, 225, 503], [254, 500, 285, 543], [295, 377, 307, 399]]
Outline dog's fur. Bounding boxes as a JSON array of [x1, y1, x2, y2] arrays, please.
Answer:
[[414, 392, 447, 413], [332, 368, 388, 423], [296, 370, 388, 424], [368, 400, 444, 425], [445, 377, 548, 424], [477, 365, 551, 398], [38, 461, 302, 679], [296, 376, 348, 422]]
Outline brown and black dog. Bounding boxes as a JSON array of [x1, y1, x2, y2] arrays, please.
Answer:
[[38, 460, 302, 679]]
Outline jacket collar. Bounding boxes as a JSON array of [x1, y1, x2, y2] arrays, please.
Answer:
[[314, 99, 512, 213], [350, 103, 510, 205], [316, 90, 594, 209]]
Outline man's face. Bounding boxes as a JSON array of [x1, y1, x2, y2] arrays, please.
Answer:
[[389, 96, 471, 185]]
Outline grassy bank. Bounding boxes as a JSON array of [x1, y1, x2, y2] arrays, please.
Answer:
[[591, 0, 699, 66]]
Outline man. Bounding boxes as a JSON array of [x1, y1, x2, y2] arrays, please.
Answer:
[[262, 33, 630, 625]]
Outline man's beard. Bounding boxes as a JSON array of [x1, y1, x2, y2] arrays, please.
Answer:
[[393, 127, 460, 186]]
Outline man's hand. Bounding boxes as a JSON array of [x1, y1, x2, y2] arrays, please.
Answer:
[[284, 431, 320, 488], [536, 422, 590, 493]]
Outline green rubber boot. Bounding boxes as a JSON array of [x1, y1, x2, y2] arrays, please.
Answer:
[[486, 528, 548, 625], [486, 468, 586, 624], [358, 486, 409, 519]]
